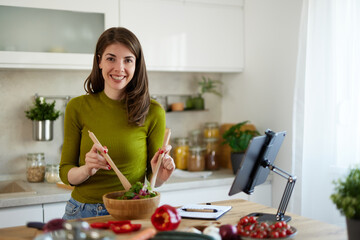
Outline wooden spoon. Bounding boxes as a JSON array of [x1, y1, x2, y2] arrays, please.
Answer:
[[88, 130, 132, 191], [150, 128, 171, 189]]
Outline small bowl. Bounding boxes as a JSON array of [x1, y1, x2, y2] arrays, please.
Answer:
[[103, 191, 160, 220]]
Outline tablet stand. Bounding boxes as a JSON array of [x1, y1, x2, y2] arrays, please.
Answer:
[[228, 129, 297, 223], [249, 160, 297, 222]]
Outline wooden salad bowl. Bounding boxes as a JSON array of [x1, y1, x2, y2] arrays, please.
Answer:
[[103, 191, 160, 220]]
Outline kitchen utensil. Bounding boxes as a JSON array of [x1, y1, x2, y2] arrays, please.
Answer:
[[33, 220, 116, 240], [88, 130, 131, 191], [150, 128, 171, 189], [103, 190, 160, 220], [27, 218, 66, 232]]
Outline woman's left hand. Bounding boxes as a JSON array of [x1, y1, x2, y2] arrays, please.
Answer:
[[151, 145, 175, 187]]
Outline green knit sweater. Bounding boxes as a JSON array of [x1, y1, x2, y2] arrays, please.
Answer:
[[59, 91, 166, 203]]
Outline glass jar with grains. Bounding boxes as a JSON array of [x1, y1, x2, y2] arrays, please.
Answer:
[[187, 146, 206, 171], [26, 153, 46, 182], [173, 137, 189, 170], [203, 122, 220, 139]]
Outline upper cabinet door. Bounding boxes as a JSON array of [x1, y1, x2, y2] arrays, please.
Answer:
[[120, 0, 244, 73], [0, 0, 119, 70]]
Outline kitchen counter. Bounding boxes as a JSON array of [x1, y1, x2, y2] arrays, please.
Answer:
[[0, 198, 346, 240], [0, 169, 246, 209]]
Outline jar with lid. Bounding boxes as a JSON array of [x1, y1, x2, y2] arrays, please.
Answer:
[[189, 129, 203, 147], [173, 137, 189, 170], [45, 164, 61, 183], [204, 138, 220, 170], [187, 146, 205, 171], [204, 122, 220, 139], [26, 153, 46, 182]]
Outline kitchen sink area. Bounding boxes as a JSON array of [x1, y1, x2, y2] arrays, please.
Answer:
[[0, 180, 37, 197]]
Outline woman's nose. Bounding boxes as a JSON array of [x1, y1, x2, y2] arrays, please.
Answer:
[[115, 61, 125, 72]]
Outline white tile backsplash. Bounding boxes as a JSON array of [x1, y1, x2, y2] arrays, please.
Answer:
[[0, 69, 222, 176]]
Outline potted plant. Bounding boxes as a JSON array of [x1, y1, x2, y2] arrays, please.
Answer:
[[25, 97, 61, 141], [222, 121, 260, 174], [330, 167, 360, 240], [188, 76, 222, 110]]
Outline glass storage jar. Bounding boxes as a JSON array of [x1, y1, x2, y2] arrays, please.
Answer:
[[203, 122, 220, 139], [187, 146, 206, 171], [189, 129, 203, 147], [26, 153, 46, 182], [45, 164, 61, 183], [173, 137, 189, 170], [204, 138, 220, 170]]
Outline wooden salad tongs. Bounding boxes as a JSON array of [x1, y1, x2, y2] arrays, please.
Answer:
[[150, 128, 171, 189], [88, 130, 132, 191]]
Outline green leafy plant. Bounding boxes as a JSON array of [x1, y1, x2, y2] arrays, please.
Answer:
[[25, 97, 61, 121], [222, 121, 260, 153], [330, 167, 360, 220], [198, 76, 223, 97]]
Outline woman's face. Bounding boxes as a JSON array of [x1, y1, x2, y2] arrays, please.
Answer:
[[99, 43, 136, 100]]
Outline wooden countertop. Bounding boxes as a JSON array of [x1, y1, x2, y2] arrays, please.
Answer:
[[0, 199, 346, 240]]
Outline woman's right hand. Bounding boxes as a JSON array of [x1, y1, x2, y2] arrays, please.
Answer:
[[84, 143, 111, 176], [67, 143, 111, 185]]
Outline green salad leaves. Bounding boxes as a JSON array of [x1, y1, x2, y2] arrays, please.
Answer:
[[118, 182, 157, 200]]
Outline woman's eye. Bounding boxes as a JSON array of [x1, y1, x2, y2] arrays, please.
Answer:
[[125, 58, 133, 63], [106, 57, 115, 62]]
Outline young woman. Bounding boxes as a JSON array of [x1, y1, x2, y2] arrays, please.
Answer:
[[59, 27, 174, 220]]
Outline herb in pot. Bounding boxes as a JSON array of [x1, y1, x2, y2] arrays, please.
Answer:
[[330, 167, 360, 220], [25, 97, 61, 121], [222, 121, 260, 153]]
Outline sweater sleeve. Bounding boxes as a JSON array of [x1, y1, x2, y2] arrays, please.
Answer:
[[59, 97, 82, 185]]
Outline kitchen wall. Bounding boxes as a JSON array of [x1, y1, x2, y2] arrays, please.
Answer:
[[0, 69, 221, 178], [221, 0, 303, 215]]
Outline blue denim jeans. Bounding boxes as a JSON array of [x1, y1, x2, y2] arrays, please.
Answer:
[[62, 197, 109, 220]]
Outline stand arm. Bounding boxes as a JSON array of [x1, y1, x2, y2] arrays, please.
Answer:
[[266, 162, 297, 221]]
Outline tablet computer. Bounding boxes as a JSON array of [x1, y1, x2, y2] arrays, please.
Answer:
[[229, 130, 286, 196]]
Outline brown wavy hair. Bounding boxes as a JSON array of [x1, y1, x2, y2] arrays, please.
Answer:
[[84, 27, 150, 126]]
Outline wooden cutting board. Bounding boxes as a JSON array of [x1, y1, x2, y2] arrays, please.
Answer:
[[56, 182, 74, 190]]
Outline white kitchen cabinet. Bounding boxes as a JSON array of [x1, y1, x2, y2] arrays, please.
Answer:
[[0, 204, 43, 228], [159, 182, 271, 207], [0, 0, 119, 70], [120, 0, 244, 72], [43, 202, 67, 222], [0, 202, 67, 228]]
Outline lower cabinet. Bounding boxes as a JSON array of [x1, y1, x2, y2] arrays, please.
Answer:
[[0, 204, 43, 228], [43, 202, 67, 222], [159, 183, 272, 207], [0, 202, 67, 228]]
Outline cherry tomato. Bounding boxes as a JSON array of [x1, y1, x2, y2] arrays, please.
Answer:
[[239, 216, 249, 225], [270, 231, 280, 238], [249, 216, 257, 224], [279, 230, 287, 238]]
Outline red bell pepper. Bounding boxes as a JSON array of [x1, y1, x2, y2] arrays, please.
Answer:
[[151, 204, 181, 231], [110, 223, 142, 234], [90, 220, 141, 234], [107, 220, 131, 226], [90, 222, 110, 229]]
